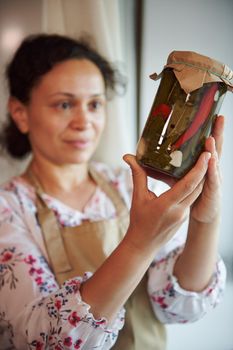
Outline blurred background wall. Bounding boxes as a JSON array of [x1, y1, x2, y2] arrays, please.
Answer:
[[0, 0, 232, 349], [0, 0, 42, 179], [140, 1, 233, 349]]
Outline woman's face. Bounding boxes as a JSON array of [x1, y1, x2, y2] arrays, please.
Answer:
[[23, 59, 106, 166]]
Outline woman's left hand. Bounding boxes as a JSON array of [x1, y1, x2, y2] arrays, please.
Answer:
[[190, 115, 224, 223]]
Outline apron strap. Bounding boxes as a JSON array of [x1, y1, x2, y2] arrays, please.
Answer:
[[89, 165, 127, 216], [25, 168, 72, 274]]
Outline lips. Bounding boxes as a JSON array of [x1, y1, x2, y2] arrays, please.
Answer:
[[64, 139, 92, 149]]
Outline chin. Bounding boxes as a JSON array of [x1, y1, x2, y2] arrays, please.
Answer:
[[53, 146, 96, 165], [64, 154, 93, 165]]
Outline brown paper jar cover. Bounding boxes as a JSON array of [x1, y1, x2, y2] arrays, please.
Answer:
[[150, 50, 233, 94], [136, 51, 233, 179]]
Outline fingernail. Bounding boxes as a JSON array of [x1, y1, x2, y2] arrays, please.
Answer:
[[211, 137, 216, 147], [205, 152, 211, 164], [123, 155, 130, 166]]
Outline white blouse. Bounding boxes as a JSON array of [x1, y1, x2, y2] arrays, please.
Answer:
[[0, 162, 226, 349]]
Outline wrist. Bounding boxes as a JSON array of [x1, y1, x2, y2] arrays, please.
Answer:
[[190, 212, 221, 226], [122, 228, 160, 262]]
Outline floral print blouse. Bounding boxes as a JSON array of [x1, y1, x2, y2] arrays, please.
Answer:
[[0, 162, 226, 349]]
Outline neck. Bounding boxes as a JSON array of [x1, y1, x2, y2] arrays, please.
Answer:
[[27, 157, 90, 193]]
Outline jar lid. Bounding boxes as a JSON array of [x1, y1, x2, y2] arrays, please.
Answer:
[[150, 50, 233, 94]]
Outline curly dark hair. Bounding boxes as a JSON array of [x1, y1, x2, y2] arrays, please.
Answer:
[[0, 33, 126, 159]]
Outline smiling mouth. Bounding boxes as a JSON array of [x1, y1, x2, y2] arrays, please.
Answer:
[[65, 140, 92, 149]]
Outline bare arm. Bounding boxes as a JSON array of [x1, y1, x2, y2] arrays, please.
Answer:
[[173, 116, 224, 291], [81, 150, 211, 321]]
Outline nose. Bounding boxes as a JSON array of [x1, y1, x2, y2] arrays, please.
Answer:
[[70, 105, 91, 130]]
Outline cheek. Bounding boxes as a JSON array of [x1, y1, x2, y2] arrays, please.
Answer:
[[96, 113, 106, 130], [28, 120, 62, 146], [28, 110, 65, 134], [95, 120, 105, 138]]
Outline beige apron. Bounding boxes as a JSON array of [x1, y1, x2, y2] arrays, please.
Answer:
[[26, 167, 166, 349]]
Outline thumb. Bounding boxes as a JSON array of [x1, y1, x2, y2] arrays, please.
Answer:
[[123, 154, 148, 198]]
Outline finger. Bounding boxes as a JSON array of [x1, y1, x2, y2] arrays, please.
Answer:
[[205, 136, 221, 181], [123, 154, 150, 199], [181, 178, 204, 207], [205, 136, 218, 159], [211, 115, 225, 157], [206, 156, 221, 190], [165, 151, 211, 204]]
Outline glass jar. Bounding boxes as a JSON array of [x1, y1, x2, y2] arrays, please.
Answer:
[[136, 51, 233, 178]]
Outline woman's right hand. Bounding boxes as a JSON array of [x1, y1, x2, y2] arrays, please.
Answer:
[[123, 151, 211, 255]]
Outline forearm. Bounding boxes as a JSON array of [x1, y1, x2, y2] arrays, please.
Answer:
[[81, 151, 213, 321], [81, 232, 159, 322], [173, 215, 220, 292]]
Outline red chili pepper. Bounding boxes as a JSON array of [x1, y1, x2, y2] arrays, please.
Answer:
[[172, 83, 218, 150], [151, 103, 172, 120]]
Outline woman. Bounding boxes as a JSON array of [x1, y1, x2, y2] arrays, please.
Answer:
[[0, 34, 226, 349]]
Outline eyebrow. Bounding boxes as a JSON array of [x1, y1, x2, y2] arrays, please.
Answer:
[[48, 92, 106, 98]]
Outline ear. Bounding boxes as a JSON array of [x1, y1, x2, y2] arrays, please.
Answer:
[[8, 97, 29, 134]]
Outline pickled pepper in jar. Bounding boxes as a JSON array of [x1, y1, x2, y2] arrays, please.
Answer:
[[136, 51, 233, 178]]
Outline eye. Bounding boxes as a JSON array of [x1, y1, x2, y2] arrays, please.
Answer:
[[52, 100, 73, 111], [88, 100, 104, 112], [60, 101, 72, 110]]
